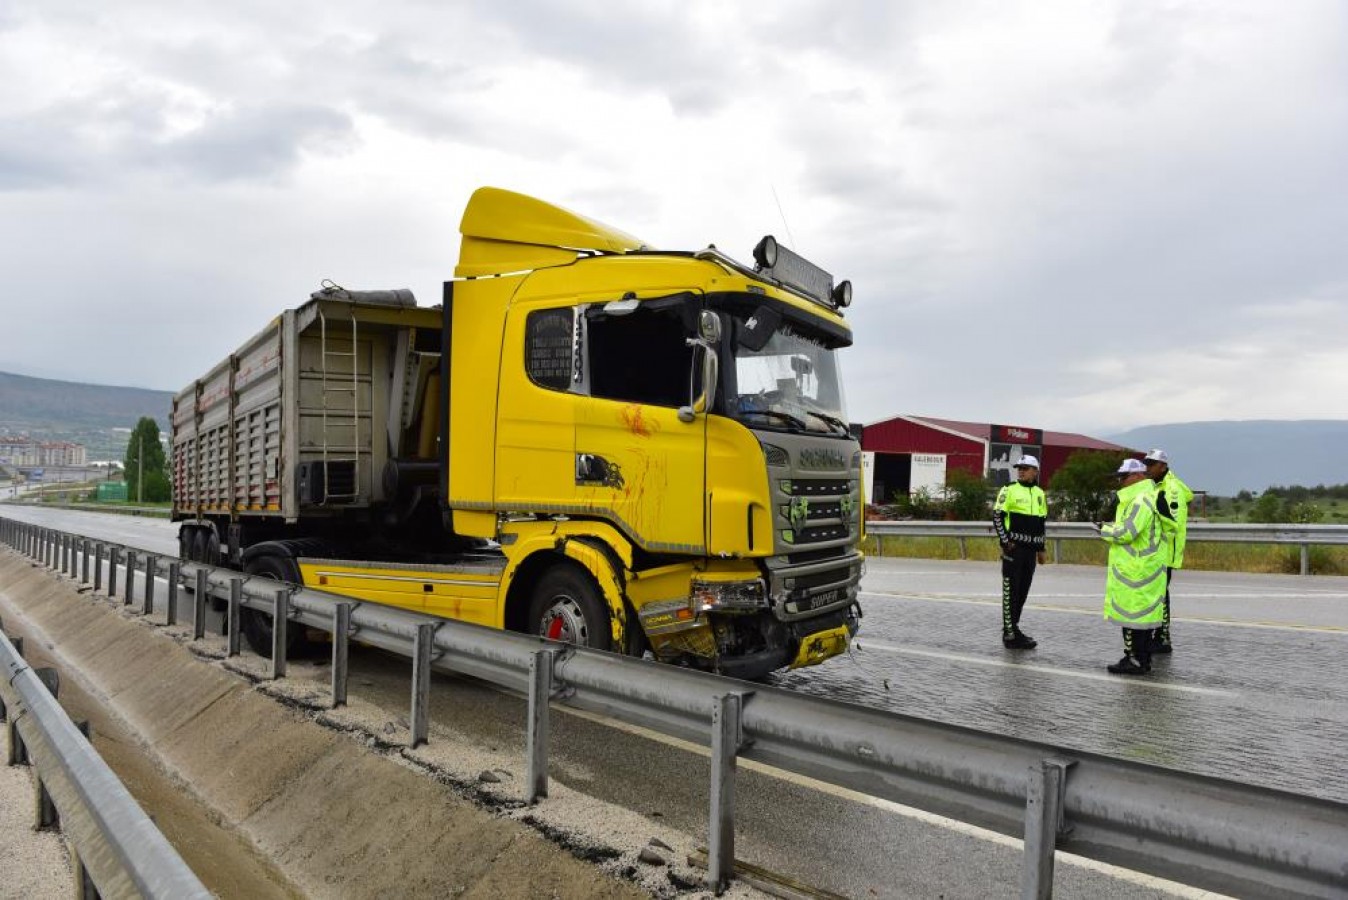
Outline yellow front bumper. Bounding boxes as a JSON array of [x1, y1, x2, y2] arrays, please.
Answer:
[[788, 624, 852, 669]]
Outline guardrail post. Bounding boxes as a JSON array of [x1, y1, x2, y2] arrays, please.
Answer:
[[193, 568, 208, 640], [166, 562, 180, 626], [1021, 757, 1075, 900], [1053, 538, 1061, 565], [6, 637, 26, 765], [526, 649, 556, 803], [108, 547, 120, 598], [410, 622, 434, 748], [226, 578, 243, 657], [93, 543, 104, 592], [142, 555, 157, 614], [124, 550, 137, 606], [1300, 544, 1310, 576], [272, 589, 290, 679], [32, 668, 61, 830], [60, 534, 69, 575], [331, 602, 351, 708], [958, 536, 968, 560], [707, 692, 744, 893], [81, 539, 90, 583]]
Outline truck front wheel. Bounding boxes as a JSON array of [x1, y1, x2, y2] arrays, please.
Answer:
[[528, 567, 612, 652]]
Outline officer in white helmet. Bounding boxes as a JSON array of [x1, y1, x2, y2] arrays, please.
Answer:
[[993, 455, 1048, 649]]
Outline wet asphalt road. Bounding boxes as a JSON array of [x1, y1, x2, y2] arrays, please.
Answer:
[[765, 557, 1348, 804]]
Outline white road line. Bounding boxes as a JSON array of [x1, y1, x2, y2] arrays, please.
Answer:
[[854, 640, 1239, 697], [861, 591, 1348, 634], [557, 705, 1231, 899]]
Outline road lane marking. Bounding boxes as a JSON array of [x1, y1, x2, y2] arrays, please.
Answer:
[[556, 704, 1232, 899], [861, 591, 1348, 634], [853, 640, 1239, 696]]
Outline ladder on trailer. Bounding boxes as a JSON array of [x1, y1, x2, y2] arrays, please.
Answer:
[[317, 308, 361, 503]]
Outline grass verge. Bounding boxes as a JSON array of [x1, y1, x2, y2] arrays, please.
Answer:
[[862, 535, 1348, 575]]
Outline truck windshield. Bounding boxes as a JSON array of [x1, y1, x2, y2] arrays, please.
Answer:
[[731, 322, 849, 437]]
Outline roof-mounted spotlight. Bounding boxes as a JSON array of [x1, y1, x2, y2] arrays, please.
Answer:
[[753, 235, 778, 270], [832, 280, 853, 308]]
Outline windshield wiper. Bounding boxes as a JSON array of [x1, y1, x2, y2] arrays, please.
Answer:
[[741, 409, 809, 431], [804, 409, 849, 436]]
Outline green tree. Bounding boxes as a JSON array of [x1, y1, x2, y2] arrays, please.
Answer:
[[124, 417, 170, 503], [1046, 450, 1127, 522], [1247, 492, 1283, 523], [1286, 501, 1325, 524], [943, 469, 993, 521]]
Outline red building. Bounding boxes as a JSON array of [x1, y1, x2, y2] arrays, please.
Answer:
[[861, 414, 1131, 503]]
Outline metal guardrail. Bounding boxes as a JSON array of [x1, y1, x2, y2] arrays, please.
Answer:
[[866, 520, 1348, 575], [0, 624, 211, 899], [3, 516, 1348, 898]]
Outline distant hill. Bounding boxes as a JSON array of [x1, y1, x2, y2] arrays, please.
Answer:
[[1106, 420, 1348, 495], [0, 370, 173, 459]]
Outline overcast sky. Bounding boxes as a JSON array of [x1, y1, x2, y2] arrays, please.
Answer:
[[2, 1, 1345, 435]]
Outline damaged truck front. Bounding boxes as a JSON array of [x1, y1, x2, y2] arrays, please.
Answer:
[[172, 188, 863, 680]]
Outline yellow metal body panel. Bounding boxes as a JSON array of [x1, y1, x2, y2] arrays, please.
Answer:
[[706, 415, 773, 557], [297, 562, 501, 627], [461, 186, 645, 255], [576, 399, 705, 554], [446, 275, 519, 521], [789, 625, 851, 669]]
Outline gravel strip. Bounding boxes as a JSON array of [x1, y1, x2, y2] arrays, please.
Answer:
[[0, 724, 75, 898]]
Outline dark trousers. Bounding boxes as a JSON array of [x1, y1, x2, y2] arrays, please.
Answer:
[[1001, 544, 1038, 635], [1123, 627, 1154, 668], [1157, 568, 1174, 644]]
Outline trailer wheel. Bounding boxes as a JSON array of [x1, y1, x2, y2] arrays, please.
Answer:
[[528, 567, 612, 652], [241, 554, 305, 657], [191, 529, 218, 567], [178, 526, 196, 562]]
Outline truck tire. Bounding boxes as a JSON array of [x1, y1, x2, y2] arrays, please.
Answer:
[[178, 526, 196, 562], [192, 529, 217, 566], [241, 554, 305, 657], [528, 567, 612, 652]]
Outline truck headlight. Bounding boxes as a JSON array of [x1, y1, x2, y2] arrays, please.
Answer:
[[691, 578, 768, 614]]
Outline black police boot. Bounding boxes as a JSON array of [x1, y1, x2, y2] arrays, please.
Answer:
[[1152, 629, 1173, 654], [1106, 655, 1150, 675], [1002, 628, 1037, 650]]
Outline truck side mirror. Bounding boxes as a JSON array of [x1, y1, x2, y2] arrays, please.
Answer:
[[679, 311, 722, 423]]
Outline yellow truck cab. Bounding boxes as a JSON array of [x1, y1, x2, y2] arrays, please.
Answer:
[[172, 188, 863, 679]]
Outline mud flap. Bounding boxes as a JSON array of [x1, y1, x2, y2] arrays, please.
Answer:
[[788, 625, 851, 670]]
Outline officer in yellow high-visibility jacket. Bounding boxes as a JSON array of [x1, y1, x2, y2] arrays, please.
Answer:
[[1144, 449, 1193, 653], [1096, 458, 1168, 675], [993, 455, 1047, 649]]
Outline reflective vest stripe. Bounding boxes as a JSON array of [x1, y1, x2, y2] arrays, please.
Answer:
[[1109, 593, 1165, 621], [1110, 564, 1165, 590]]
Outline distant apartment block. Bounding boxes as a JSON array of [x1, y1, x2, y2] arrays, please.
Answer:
[[0, 436, 88, 467]]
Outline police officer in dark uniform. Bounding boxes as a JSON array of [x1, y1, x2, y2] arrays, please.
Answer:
[[993, 455, 1047, 649]]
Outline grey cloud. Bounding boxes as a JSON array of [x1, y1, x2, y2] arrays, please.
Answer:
[[0, 80, 354, 190], [150, 104, 355, 183]]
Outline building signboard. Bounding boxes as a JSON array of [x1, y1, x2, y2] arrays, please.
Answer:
[[989, 424, 1043, 487]]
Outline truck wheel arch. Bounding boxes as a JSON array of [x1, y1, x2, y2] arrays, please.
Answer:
[[501, 537, 639, 654]]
